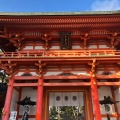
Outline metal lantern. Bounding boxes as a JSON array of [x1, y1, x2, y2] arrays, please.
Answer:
[[99, 96, 119, 120], [17, 97, 36, 120]]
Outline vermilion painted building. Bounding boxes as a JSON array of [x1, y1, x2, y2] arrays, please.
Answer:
[[0, 11, 120, 120]]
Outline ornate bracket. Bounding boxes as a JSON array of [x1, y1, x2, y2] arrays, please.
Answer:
[[0, 60, 17, 77], [0, 27, 7, 36], [80, 33, 90, 49], [35, 61, 46, 78], [0, 27, 24, 50], [42, 33, 51, 50], [88, 59, 97, 78], [107, 32, 118, 49], [9, 34, 24, 50]]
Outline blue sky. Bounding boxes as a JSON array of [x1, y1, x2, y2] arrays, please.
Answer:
[[0, 0, 120, 12]]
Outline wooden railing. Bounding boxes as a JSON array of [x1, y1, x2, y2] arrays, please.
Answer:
[[0, 50, 120, 58]]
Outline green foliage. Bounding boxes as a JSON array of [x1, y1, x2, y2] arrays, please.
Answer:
[[49, 106, 84, 120], [49, 106, 58, 120]]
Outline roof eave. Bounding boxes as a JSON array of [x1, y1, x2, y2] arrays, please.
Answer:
[[0, 10, 120, 16]]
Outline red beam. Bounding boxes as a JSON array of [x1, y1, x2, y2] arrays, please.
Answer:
[[97, 75, 120, 79], [97, 82, 120, 86], [43, 82, 91, 86], [43, 75, 90, 79], [14, 76, 39, 80], [13, 83, 38, 86]]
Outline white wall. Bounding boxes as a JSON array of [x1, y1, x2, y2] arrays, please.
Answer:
[[10, 89, 19, 111], [114, 88, 120, 114], [12, 86, 119, 120]]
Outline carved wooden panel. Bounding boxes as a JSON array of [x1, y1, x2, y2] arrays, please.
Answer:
[[60, 32, 71, 50]]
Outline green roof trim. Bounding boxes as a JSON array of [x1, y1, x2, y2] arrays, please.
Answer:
[[0, 10, 120, 16]]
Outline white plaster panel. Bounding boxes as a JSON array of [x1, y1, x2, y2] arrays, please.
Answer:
[[19, 87, 37, 115], [99, 45, 109, 48], [35, 46, 44, 49], [88, 45, 97, 48], [72, 45, 82, 49], [114, 88, 120, 113], [44, 71, 62, 76], [50, 46, 60, 49], [23, 46, 33, 50], [110, 70, 116, 74], [10, 89, 19, 111], [71, 71, 88, 75], [30, 72, 37, 76], [97, 71, 104, 74], [15, 72, 24, 76]]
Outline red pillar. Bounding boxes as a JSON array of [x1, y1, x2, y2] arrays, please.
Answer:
[[91, 77, 102, 120], [36, 78, 43, 120], [2, 77, 14, 120]]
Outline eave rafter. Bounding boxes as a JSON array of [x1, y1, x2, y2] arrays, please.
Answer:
[[0, 60, 17, 76], [1, 15, 120, 31]]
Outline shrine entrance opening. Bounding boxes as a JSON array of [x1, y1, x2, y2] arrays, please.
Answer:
[[49, 92, 85, 120], [43, 87, 92, 120]]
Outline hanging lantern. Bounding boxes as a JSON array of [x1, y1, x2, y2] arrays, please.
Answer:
[[17, 97, 36, 120], [99, 96, 119, 120]]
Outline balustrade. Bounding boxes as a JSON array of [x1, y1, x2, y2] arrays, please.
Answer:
[[0, 50, 120, 58]]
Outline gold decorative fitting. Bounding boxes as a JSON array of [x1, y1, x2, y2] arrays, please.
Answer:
[[92, 74, 95, 78], [8, 61, 11, 64], [15, 34, 18, 37], [93, 59, 96, 63], [9, 75, 11, 78], [85, 33, 88, 37], [2, 108, 6, 115], [93, 82, 96, 85], [7, 83, 11, 86], [44, 34, 47, 37], [45, 47, 48, 50], [92, 64, 95, 68], [114, 32, 117, 36], [112, 45, 114, 49], [39, 74, 42, 78]]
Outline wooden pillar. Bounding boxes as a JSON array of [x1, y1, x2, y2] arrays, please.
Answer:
[[91, 77, 101, 120], [111, 87, 119, 120], [36, 78, 43, 120], [2, 77, 14, 120], [16, 87, 22, 120]]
